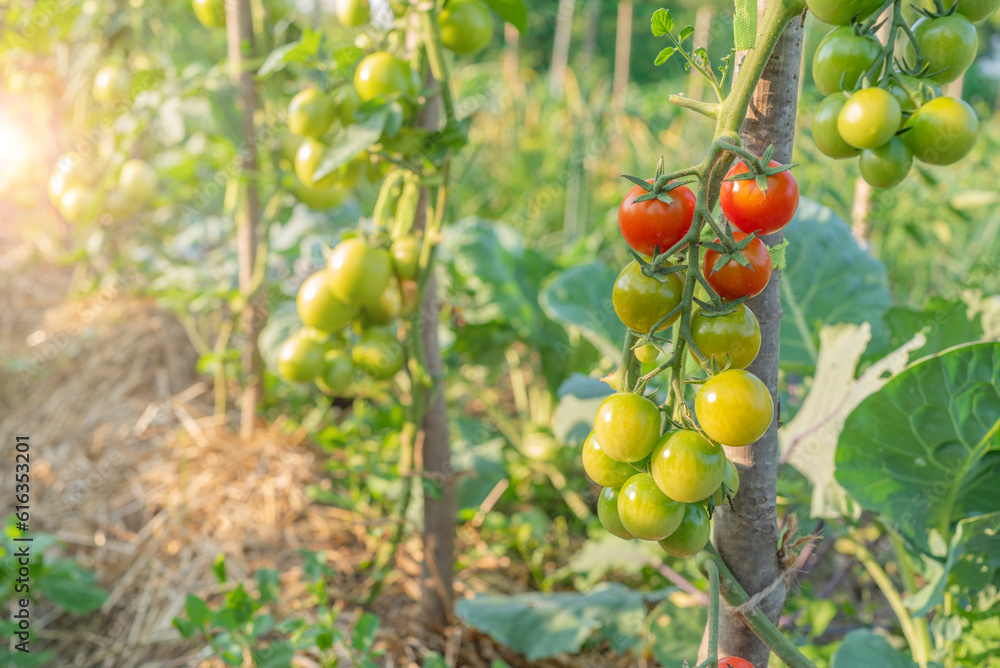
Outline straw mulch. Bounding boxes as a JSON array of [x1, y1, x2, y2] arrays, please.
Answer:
[[0, 268, 629, 668]]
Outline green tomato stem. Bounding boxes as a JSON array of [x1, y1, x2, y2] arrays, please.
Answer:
[[704, 544, 818, 668], [668, 94, 720, 118], [419, 7, 458, 126]]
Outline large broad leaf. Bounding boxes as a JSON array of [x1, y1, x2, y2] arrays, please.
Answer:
[[482, 0, 528, 32], [882, 294, 987, 363], [539, 263, 624, 361], [831, 630, 919, 668], [551, 373, 613, 446], [648, 601, 708, 667], [907, 511, 1000, 616], [836, 342, 1000, 553], [566, 534, 661, 589], [781, 198, 891, 374], [455, 583, 646, 660], [779, 323, 926, 519]]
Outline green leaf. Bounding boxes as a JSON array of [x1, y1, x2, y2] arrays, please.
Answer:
[[213, 553, 227, 584], [453, 438, 507, 514], [567, 535, 660, 588], [882, 295, 986, 363], [313, 109, 388, 182], [172, 616, 196, 639], [251, 613, 276, 639], [256, 569, 280, 604], [423, 653, 448, 668], [352, 612, 380, 653], [836, 342, 1000, 553], [648, 601, 708, 666], [654, 47, 676, 66], [539, 263, 624, 361], [679, 26, 694, 42], [651, 8, 674, 36], [184, 594, 211, 628], [482, 0, 527, 33], [552, 374, 613, 446], [251, 641, 294, 668], [831, 629, 918, 668], [907, 512, 1000, 615], [258, 29, 321, 77], [781, 198, 891, 375], [36, 564, 107, 614], [455, 583, 647, 661]]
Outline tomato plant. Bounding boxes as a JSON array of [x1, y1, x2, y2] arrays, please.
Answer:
[[92, 64, 131, 104], [618, 178, 696, 256], [703, 232, 773, 301], [906, 15, 978, 84], [335, 0, 370, 26], [278, 330, 328, 383], [811, 27, 881, 96], [592, 392, 662, 463], [838, 87, 902, 149], [859, 136, 913, 189], [657, 503, 711, 558], [597, 486, 632, 540], [582, 432, 636, 488], [902, 96, 980, 165], [352, 327, 405, 380], [719, 659, 754, 668], [297, 271, 358, 332], [326, 239, 393, 308], [287, 88, 337, 139], [805, 0, 883, 24], [192, 0, 226, 28], [390, 236, 420, 281], [720, 159, 799, 236], [353, 52, 418, 102]]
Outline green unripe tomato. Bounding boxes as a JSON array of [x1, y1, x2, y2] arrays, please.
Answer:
[[597, 486, 632, 540], [353, 52, 417, 102], [612, 261, 684, 334], [650, 430, 727, 504], [316, 348, 354, 395], [806, 0, 884, 24], [634, 342, 659, 364], [297, 270, 358, 332], [326, 239, 393, 307], [695, 370, 773, 447], [906, 15, 978, 84], [859, 137, 913, 189], [278, 330, 327, 382], [283, 175, 348, 210], [901, 96, 979, 165], [837, 88, 902, 149], [582, 431, 635, 488], [295, 138, 362, 189], [59, 187, 97, 223], [334, 85, 363, 126], [593, 392, 662, 463], [193, 0, 226, 28], [93, 64, 132, 104], [352, 327, 405, 380], [617, 472, 685, 541], [118, 159, 158, 204], [812, 27, 882, 96], [335, 0, 370, 26], [438, 0, 493, 54], [104, 188, 137, 220], [360, 281, 402, 327], [689, 304, 761, 370], [390, 235, 421, 280], [658, 503, 711, 558], [708, 459, 741, 506], [288, 88, 337, 138], [934, 0, 1000, 22], [812, 94, 862, 159]]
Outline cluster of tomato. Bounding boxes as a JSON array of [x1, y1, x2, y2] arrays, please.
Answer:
[[586, 158, 799, 557], [47, 62, 158, 225], [277, 235, 420, 393], [808, 0, 991, 188]]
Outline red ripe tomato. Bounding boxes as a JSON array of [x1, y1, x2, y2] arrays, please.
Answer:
[[720, 160, 799, 236], [703, 231, 773, 300], [719, 659, 753, 668], [619, 179, 696, 256]]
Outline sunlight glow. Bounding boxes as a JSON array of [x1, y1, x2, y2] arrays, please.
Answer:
[[0, 110, 35, 192]]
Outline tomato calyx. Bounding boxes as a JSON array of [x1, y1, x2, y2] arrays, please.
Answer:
[[701, 231, 761, 274], [914, 0, 962, 20], [721, 145, 795, 194], [621, 173, 697, 207]]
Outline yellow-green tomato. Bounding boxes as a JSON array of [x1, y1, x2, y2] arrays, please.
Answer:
[[326, 239, 393, 307], [582, 431, 635, 488], [118, 159, 158, 204], [695, 370, 773, 446], [360, 281, 402, 326], [612, 261, 684, 334], [650, 430, 727, 503], [316, 348, 354, 395], [353, 52, 417, 102], [806, 0, 884, 24], [92, 64, 132, 104], [901, 96, 979, 166], [53, 153, 101, 188], [297, 270, 358, 332], [438, 0, 493, 54], [283, 174, 348, 210], [597, 487, 632, 540], [335, 0, 370, 26], [287, 88, 337, 139], [104, 188, 137, 219], [690, 304, 761, 370], [59, 187, 97, 223], [617, 472, 685, 541], [906, 15, 978, 84], [837, 87, 902, 149], [193, 0, 226, 27], [635, 342, 659, 364], [390, 236, 421, 280], [859, 137, 913, 189], [812, 94, 862, 160], [592, 392, 662, 463], [708, 459, 741, 506], [657, 503, 711, 558], [352, 327, 405, 380], [278, 330, 327, 382], [295, 138, 362, 189]]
